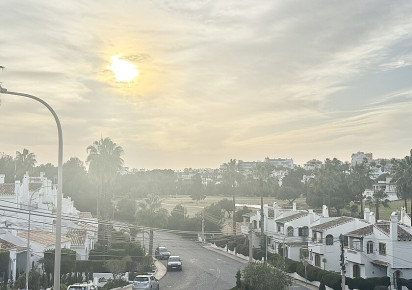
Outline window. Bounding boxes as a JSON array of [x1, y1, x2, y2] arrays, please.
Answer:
[[315, 254, 321, 267], [353, 264, 360, 278], [351, 239, 362, 251], [343, 236, 349, 247], [299, 226, 309, 237], [287, 226, 294, 236], [367, 241, 373, 254], [326, 234, 334, 245], [379, 243, 386, 255]]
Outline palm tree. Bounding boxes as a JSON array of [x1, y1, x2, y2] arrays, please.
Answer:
[[349, 163, 372, 217], [222, 159, 243, 235], [136, 194, 168, 256], [253, 161, 274, 254], [86, 137, 124, 220], [392, 152, 412, 213], [15, 148, 37, 179]]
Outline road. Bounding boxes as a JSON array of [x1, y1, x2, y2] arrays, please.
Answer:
[[153, 231, 245, 290]]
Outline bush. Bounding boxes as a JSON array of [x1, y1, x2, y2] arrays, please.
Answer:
[[236, 244, 249, 256], [101, 279, 129, 290]]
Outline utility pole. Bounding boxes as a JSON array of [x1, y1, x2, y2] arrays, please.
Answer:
[[248, 223, 253, 263], [201, 211, 205, 243], [340, 234, 346, 290]]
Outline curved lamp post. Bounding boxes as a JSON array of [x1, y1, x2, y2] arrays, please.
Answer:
[[0, 86, 63, 290]]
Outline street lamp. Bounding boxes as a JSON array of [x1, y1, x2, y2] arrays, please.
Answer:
[[0, 85, 63, 290]]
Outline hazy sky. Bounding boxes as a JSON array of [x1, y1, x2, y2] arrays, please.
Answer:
[[1, 0, 412, 170]]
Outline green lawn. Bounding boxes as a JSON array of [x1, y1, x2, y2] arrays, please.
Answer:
[[160, 195, 407, 221]]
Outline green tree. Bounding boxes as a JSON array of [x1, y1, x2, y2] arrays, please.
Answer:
[[241, 262, 291, 290], [115, 197, 137, 222], [33, 163, 57, 181], [63, 157, 95, 213], [307, 158, 354, 215], [86, 137, 124, 219], [189, 173, 206, 203], [392, 152, 412, 213], [0, 153, 15, 182], [349, 163, 372, 217], [168, 204, 187, 230], [222, 159, 243, 235], [253, 161, 274, 252], [365, 188, 389, 220], [136, 194, 168, 256], [15, 148, 36, 180]]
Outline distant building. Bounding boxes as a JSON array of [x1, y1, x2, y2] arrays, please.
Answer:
[[304, 159, 323, 171], [265, 157, 294, 169], [351, 152, 373, 166]]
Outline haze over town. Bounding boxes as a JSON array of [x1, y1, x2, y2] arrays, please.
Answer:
[[1, 0, 412, 170]]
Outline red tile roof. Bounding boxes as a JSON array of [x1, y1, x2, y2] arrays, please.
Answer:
[[0, 184, 15, 196]]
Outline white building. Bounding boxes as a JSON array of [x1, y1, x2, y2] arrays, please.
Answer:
[[344, 210, 412, 288], [351, 152, 373, 166]]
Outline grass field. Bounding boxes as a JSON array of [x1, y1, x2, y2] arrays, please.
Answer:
[[160, 195, 407, 221]]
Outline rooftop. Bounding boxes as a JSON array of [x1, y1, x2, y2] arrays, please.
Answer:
[[276, 212, 307, 224], [18, 229, 70, 247], [311, 217, 352, 232], [0, 184, 14, 196]]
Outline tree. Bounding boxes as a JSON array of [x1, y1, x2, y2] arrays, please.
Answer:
[[86, 137, 124, 219], [348, 163, 372, 217], [253, 161, 274, 251], [168, 204, 187, 230], [63, 157, 95, 213], [222, 159, 243, 235], [15, 148, 36, 180], [307, 158, 355, 215], [241, 262, 291, 290], [136, 194, 168, 256], [278, 186, 301, 204], [365, 188, 389, 220], [392, 152, 412, 213], [189, 173, 206, 203], [115, 197, 137, 222], [0, 153, 15, 182], [218, 198, 234, 218], [33, 163, 57, 181]]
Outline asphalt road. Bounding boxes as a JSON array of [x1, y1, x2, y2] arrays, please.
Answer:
[[153, 231, 246, 290]]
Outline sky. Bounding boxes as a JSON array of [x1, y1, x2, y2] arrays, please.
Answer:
[[1, 0, 412, 170]]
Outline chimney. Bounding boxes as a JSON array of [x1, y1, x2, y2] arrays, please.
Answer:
[[293, 202, 297, 211], [308, 209, 315, 225], [369, 212, 376, 224], [0, 174, 4, 184], [263, 204, 269, 219], [364, 208, 370, 223], [273, 202, 280, 218], [322, 205, 329, 217], [390, 212, 398, 241]]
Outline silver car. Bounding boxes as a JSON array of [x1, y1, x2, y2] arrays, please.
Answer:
[[132, 274, 160, 290], [167, 255, 183, 271]]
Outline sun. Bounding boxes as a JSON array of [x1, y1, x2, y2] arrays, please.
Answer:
[[109, 55, 139, 82]]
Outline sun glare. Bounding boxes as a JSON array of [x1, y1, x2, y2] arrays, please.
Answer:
[[109, 55, 139, 82]]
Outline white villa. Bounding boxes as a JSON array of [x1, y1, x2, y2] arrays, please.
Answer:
[[0, 172, 98, 282]]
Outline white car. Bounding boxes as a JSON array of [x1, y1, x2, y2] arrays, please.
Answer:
[[67, 282, 98, 290], [132, 274, 160, 290], [167, 255, 183, 271]]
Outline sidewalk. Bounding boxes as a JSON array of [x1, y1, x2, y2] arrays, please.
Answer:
[[203, 243, 318, 290]]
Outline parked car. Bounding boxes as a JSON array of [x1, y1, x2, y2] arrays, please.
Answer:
[[132, 274, 160, 290], [67, 282, 98, 290], [167, 255, 183, 271], [155, 246, 171, 260]]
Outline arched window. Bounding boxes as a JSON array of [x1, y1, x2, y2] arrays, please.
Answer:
[[326, 234, 334, 245], [353, 264, 360, 278], [315, 254, 321, 267], [287, 226, 294, 236], [367, 241, 373, 254]]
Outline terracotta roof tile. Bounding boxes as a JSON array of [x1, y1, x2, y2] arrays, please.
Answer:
[[311, 217, 352, 232], [0, 184, 15, 196], [17, 229, 70, 247], [345, 225, 373, 238], [78, 212, 93, 219], [276, 212, 307, 224], [67, 229, 86, 246], [375, 222, 412, 241]]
